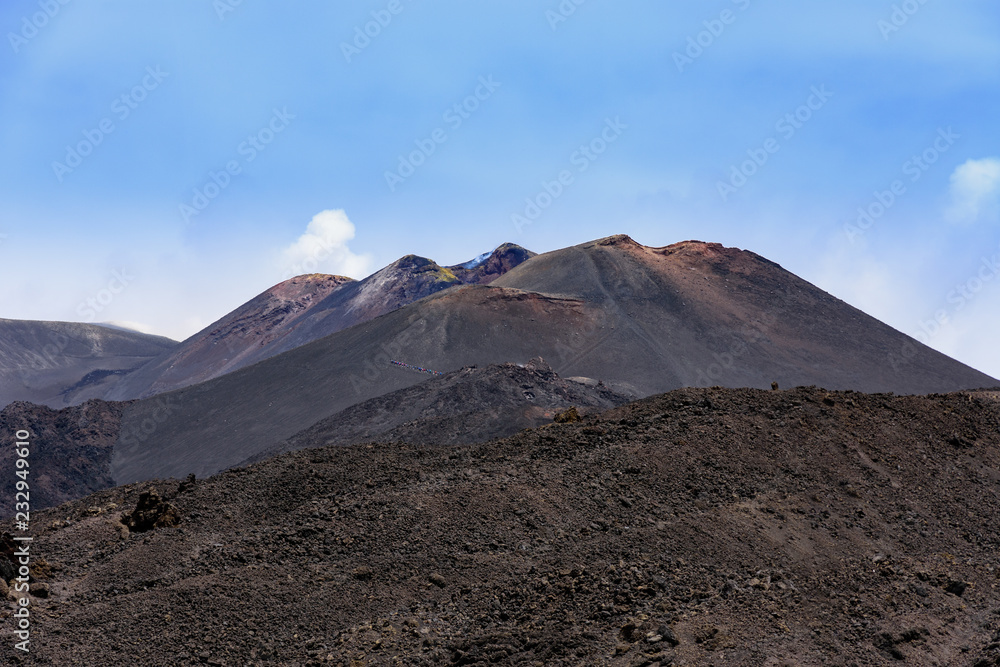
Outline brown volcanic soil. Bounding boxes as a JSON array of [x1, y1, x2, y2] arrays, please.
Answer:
[[492, 235, 999, 394], [240, 358, 633, 467], [0, 400, 128, 511], [8, 387, 1000, 666], [110, 286, 604, 484]]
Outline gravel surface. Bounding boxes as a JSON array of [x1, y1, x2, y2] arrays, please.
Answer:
[[3, 386, 1000, 665]]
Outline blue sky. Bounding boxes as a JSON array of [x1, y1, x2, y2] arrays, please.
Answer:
[[1, 1, 999, 378]]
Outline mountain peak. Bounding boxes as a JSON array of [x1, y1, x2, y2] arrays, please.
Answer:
[[494, 242, 530, 254], [288, 273, 355, 282], [269, 274, 355, 295], [448, 243, 537, 285], [653, 239, 784, 274], [457, 251, 493, 270], [589, 233, 640, 248], [661, 239, 732, 254], [393, 254, 434, 267], [257, 273, 356, 306], [379, 255, 459, 284]]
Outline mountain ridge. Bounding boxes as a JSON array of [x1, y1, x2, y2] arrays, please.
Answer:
[[101, 243, 535, 401], [104, 235, 997, 486], [2, 234, 996, 498], [0, 318, 177, 410]]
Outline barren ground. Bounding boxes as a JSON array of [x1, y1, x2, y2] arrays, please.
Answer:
[[4, 386, 1000, 665]]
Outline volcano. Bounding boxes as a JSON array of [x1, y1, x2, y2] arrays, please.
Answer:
[[100, 243, 536, 401], [105, 235, 997, 485]]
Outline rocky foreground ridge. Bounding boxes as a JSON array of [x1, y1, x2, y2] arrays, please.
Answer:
[[3, 386, 1000, 665]]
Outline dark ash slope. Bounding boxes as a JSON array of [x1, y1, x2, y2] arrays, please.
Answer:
[[0, 319, 176, 410], [240, 358, 633, 466], [12, 386, 1000, 665]]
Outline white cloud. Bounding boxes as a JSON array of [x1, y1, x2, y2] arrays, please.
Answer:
[[811, 236, 914, 332], [927, 298, 1000, 381], [811, 235, 999, 381], [279, 209, 373, 280], [101, 320, 160, 336], [945, 157, 1000, 224]]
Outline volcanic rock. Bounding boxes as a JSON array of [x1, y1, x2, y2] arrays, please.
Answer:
[[240, 360, 630, 466], [119, 488, 180, 532], [102, 274, 355, 401], [0, 399, 127, 510], [447, 242, 537, 285], [15, 385, 1000, 665], [554, 406, 582, 423]]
